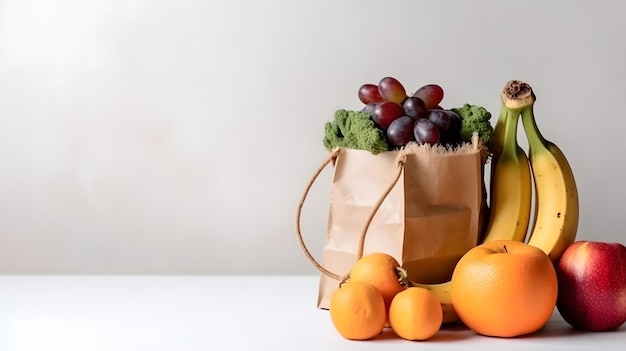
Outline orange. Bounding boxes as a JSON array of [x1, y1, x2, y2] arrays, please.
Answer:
[[450, 239, 558, 337], [329, 281, 386, 340], [348, 253, 407, 315], [389, 287, 443, 340]]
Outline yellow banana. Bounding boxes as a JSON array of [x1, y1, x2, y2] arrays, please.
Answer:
[[481, 86, 533, 243], [409, 280, 453, 305], [518, 91, 579, 263]]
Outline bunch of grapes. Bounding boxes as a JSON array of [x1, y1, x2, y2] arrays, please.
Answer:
[[358, 77, 462, 148]]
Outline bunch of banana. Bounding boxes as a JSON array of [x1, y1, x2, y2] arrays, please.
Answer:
[[409, 80, 579, 324]]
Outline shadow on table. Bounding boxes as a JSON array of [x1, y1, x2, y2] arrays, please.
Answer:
[[372, 323, 474, 342], [440, 318, 625, 341], [369, 317, 626, 343], [520, 319, 626, 340]]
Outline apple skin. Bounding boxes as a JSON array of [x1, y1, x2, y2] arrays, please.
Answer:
[[555, 240, 626, 331]]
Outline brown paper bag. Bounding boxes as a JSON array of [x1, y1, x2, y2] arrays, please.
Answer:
[[295, 136, 488, 310]]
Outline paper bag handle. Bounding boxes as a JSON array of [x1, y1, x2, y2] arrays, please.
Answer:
[[295, 148, 406, 282]]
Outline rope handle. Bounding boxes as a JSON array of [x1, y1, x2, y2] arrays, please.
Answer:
[[294, 148, 406, 282]]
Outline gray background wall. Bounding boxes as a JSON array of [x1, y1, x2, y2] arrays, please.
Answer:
[[0, 0, 621, 274]]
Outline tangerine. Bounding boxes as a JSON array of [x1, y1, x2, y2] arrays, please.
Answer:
[[450, 239, 558, 337], [329, 281, 386, 340], [348, 252, 407, 315], [389, 287, 443, 341]]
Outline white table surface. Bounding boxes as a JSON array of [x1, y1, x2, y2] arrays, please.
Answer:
[[0, 275, 623, 351]]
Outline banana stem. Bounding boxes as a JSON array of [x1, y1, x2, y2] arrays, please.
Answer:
[[520, 106, 548, 152], [499, 80, 537, 158], [502, 107, 521, 157], [501, 80, 535, 110], [491, 102, 508, 158]]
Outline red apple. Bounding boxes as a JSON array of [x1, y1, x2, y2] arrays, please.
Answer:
[[556, 240, 626, 331]]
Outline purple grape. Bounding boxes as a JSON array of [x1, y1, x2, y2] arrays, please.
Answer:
[[358, 84, 384, 104], [427, 109, 451, 132], [413, 118, 440, 145], [402, 97, 427, 119], [386, 116, 415, 146], [372, 101, 404, 129], [378, 77, 407, 104], [413, 84, 444, 109], [443, 110, 462, 133], [362, 103, 377, 116], [439, 110, 463, 145]]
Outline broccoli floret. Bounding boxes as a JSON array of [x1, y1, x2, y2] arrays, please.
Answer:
[[323, 109, 389, 155], [451, 104, 494, 144]]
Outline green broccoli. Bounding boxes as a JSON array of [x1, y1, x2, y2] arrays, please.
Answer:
[[451, 103, 494, 144], [323, 109, 389, 155]]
